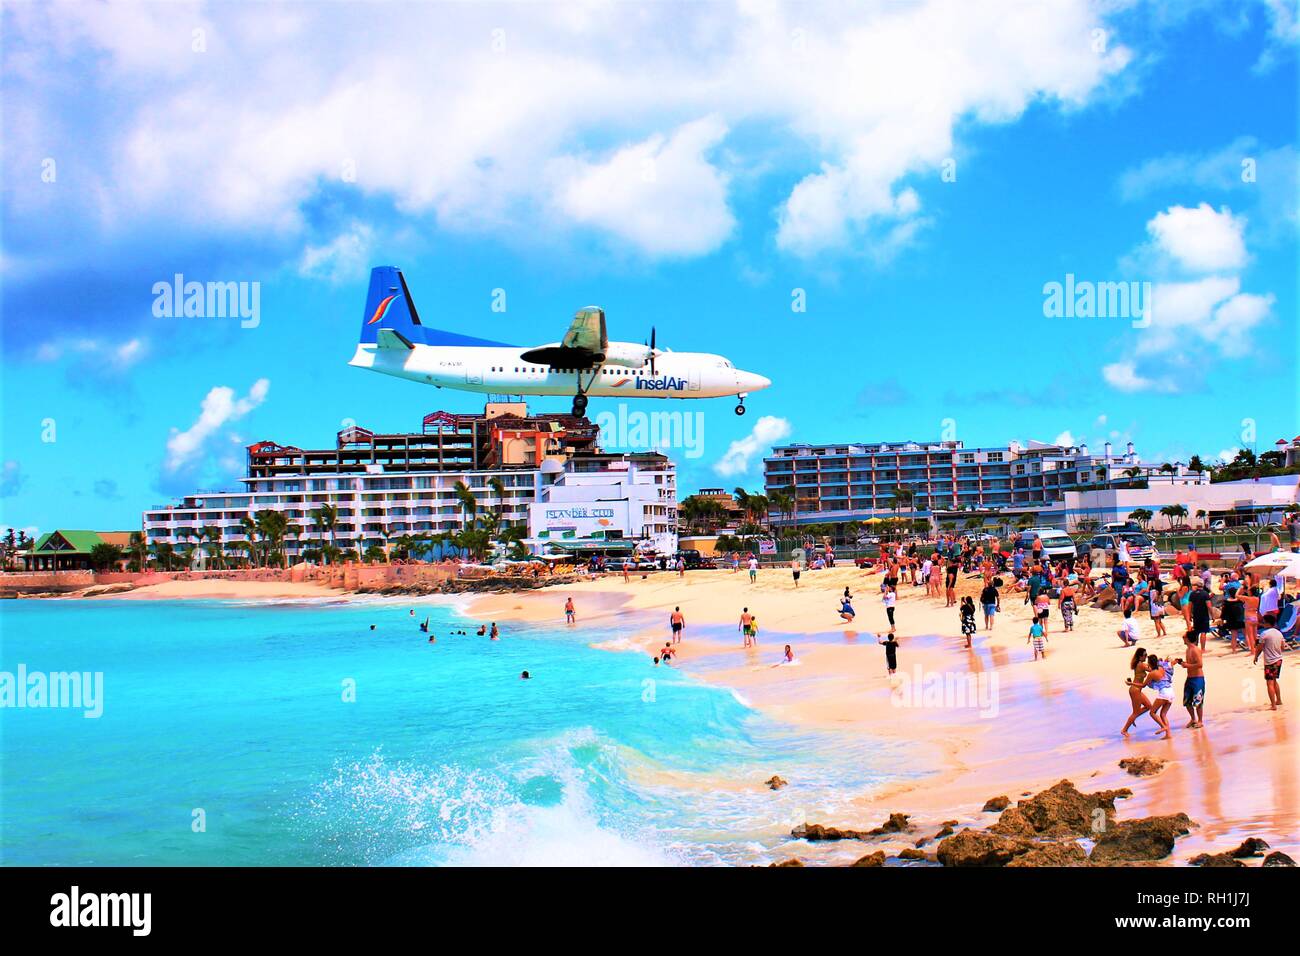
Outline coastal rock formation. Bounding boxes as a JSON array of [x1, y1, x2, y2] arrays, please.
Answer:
[[1089, 813, 1193, 863], [1262, 851, 1296, 867], [769, 858, 805, 867], [849, 851, 886, 867], [1189, 852, 1246, 867], [935, 829, 1033, 867], [897, 848, 926, 861], [867, 812, 911, 835], [1230, 837, 1269, 858], [982, 796, 1010, 812], [765, 776, 788, 791], [79, 583, 137, 597], [1006, 842, 1090, 867], [791, 823, 872, 841], [1118, 757, 1166, 777], [990, 780, 1132, 839]]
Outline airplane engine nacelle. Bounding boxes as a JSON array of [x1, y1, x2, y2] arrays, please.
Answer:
[[601, 341, 651, 368]]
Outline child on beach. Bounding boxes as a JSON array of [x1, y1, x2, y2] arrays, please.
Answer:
[[959, 596, 976, 648], [878, 633, 899, 676], [1028, 618, 1047, 660], [1117, 608, 1140, 647], [564, 598, 575, 625], [1149, 589, 1168, 637], [882, 586, 897, 632], [739, 608, 757, 647], [839, 597, 855, 622]]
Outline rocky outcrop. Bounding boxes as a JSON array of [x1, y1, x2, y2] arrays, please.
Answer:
[[1230, 837, 1269, 858], [1189, 852, 1246, 867], [982, 796, 1010, 812], [991, 780, 1132, 839], [849, 851, 886, 867], [1089, 813, 1193, 863], [1262, 851, 1296, 867], [79, 583, 137, 597], [769, 858, 805, 867], [897, 848, 927, 861], [1118, 757, 1166, 777], [1006, 842, 1090, 867], [935, 829, 1033, 867], [765, 776, 788, 791], [791, 823, 872, 841], [867, 812, 911, 835]]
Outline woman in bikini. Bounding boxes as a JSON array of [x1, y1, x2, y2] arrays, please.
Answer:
[[1242, 585, 1261, 652], [1122, 646, 1152, 736]]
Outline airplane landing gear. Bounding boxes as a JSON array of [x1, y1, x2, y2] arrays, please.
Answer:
[[735, 394, 747, 416], [572, 393, 588, 417]]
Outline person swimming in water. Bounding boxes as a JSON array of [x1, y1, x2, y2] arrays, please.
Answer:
[[520, 670, 530, 680], [476, 625, 487, 636], [490, 623, 500, 640]]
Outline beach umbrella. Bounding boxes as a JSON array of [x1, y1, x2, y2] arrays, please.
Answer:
[[1244, 551, 1300, 579]]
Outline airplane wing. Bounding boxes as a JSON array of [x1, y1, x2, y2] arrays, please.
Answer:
[[520, 307, 608, 368]]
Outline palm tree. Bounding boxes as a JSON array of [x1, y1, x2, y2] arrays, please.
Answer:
[[128, 531, 147, 571], [151, 541, 176, 571], [1188, 454, 1206, 476], [202, 525, 223, 569], [1159, 503, 1187, 528], [310, 504, 339, 564], [1123, 466, 1143, 480], [90, 542, 124, 571], [453, 480, 478, 532], [1128, 507, 1154, 530], [488, 476, 508, 530], [255, 509, 290, 568], [239, 514, 260, 567]]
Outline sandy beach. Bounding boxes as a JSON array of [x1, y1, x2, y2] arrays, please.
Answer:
[[98, 580, 347, 601], [470, 563, 1300, 865]]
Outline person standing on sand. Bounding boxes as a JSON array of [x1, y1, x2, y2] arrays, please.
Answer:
[[790, 557, 801, 588], [882, 584, 897, 632], [959, 596, 976, 648], [1149, 588, 1168, 637], [748, 556, 758, 584], [564, 597, 575, 625], [1027, 617, 1047, 660], [1220, 583, 1247, 652], [878, 633, 899, 676], [669, 607, 685, 644], [980, 580, 1000, 630], [1187, 579, 1213, 651], [1253, 612, 1285, 710], [739, 608, 756, 647], [1175, 631, 1205, 729], [1122, 646, 1152, 736], [944, 554, 958, 607]]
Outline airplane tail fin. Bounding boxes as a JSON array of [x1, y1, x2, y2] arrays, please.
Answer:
[[359, 266, 422, 345]]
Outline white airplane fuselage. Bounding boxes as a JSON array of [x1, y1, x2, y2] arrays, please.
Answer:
[[349, 341, 771, 400]]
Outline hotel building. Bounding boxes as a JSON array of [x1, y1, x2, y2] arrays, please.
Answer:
[[763, 438, 1207, 527], [143, 403, 677, 561]]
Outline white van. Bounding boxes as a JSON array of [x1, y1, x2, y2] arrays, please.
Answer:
[[1019, 528, 1077, 562]]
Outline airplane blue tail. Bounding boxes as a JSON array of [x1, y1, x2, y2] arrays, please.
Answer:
[[358, 266, 515, 348]]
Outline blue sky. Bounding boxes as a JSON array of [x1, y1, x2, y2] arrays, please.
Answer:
[[1, 0, 1297, 536]]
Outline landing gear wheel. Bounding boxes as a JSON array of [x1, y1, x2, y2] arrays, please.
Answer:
[[735, 403, 747, 416], [572, 394, 588, 417]]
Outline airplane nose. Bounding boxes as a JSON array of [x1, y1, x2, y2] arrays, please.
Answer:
[[739, 371, 771, 392]]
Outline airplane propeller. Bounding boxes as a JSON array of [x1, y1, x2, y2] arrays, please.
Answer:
[[648, 326, 657, 375]]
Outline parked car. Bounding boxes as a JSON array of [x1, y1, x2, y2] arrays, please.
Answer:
[[1020, 528, 1078, 562], [1088, 532, 1159, 563], [1102, 520, 1143, 534], [675, 549, 716, 570]]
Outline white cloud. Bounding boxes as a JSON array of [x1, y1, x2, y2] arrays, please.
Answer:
[[551, 116, 734, 258], [298, 222, 374, 283], [165, 379, 270, 472], [34, 335, 148, 369], [714, 416, 792, 478], [1102, 361, 1174, 394], [1146, 203, 1247, 272], [1053, 430, 1076, 447], [6, 0, 1132, 260]]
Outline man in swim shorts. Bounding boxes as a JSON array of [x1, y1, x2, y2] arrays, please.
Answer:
[[1254, 612, 1285, 710], [1176, 631, 1205, 728], [670, 607, 685, 644]]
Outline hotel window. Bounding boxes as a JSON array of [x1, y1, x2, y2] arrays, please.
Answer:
[[988, 452, 1004, 463], [959, 453, 975, 464]]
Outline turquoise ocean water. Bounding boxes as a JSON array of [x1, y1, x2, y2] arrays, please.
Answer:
[[0, 599, 910, 866]]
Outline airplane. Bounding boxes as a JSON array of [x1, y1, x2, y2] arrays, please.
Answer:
[[348, 266, 771, 417]]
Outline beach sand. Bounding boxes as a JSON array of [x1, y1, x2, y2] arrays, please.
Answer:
[[100, 580, 347, 600], [471, 564, 1300, 864]]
